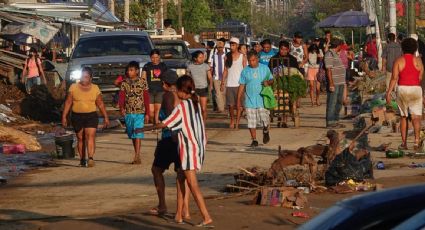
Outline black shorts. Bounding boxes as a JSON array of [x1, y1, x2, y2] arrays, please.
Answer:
[[153, 138, 180, 171], [195, 87, 209, 97], [71, 112, 99, 132]]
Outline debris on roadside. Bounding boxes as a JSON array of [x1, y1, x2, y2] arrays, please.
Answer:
[[0, 125, 42, 151], [330, 179, 381, 194]]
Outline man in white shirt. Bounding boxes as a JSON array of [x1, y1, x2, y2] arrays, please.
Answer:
[[209, 38, 227, 113]]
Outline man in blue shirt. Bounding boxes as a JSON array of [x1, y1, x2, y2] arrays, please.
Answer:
[[237, 50, 274, 147], [259, 39, 278, 66]]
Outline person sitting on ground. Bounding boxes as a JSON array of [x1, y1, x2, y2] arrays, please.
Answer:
[[22, 47, 47, 94], [150, 70, 190, 218], [120, 61, 150, 164], [62, 67, 109, 167], [142, 75, 213, 227], [237, 50, 274, 147], [386, 38, 424, 151]]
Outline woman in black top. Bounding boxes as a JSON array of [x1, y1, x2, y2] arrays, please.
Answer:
[[142, 49, 168, 124]]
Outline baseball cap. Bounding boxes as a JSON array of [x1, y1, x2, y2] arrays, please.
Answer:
[[410, 34, 419, 41], [230, 37, 240, 44], [160, 70, 178, 84]]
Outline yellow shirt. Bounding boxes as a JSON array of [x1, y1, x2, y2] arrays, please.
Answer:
[[69, 83, 101, 113]]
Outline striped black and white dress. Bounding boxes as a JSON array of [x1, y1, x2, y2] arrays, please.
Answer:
[[163, 99, 207, 170]]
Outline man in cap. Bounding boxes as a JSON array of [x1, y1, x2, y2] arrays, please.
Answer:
[[324, 38, 346, 128], [209, 38, 227, 113], [222, 37, 247, 129]]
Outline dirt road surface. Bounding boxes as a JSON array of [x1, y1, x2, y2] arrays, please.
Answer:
[[1, 98, 425, 230]]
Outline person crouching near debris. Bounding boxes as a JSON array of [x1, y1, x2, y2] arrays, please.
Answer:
[[119, 61, 150, 164], [386, 38, 424, 151], [141, 75, 213, 227], [22, 47, 47, 94], [62, 67, 109, 167], [237, 51, 274, 147], [150, 70, 190, 218]]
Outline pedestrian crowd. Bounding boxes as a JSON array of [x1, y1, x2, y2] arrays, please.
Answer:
[[60, 29, 425, 228]]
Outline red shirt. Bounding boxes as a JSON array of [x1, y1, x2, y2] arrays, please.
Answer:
[[399, 54, 421, 86], [366, 41, 378, 59]]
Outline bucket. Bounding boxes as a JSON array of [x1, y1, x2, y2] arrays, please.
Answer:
[[55, 134, 75, 159]]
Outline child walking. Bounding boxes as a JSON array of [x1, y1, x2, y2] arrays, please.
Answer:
[[119, 61, 150, 164], [187, 51, 212, 121], [150, 70, 190, 219], [142, 75, 213, 227]]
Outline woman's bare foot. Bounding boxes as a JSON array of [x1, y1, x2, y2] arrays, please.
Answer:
[[316, 101, 321, 106], [229, 121, 235, 129]]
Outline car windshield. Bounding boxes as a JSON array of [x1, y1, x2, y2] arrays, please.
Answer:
[[154, 43, 186, 59], [72, 36, 151, 58]]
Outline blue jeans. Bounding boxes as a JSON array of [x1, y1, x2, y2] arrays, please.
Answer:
[[326, 84, 344, 127], [25, 76, 41, 93]]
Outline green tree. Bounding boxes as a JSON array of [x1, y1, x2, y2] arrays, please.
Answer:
[[114, 0, 160, 27], [181, 0, 214, 33], [223, 0, 251, 22]]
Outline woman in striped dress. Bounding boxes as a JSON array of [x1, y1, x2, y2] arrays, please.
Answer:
[[142, 75, 213, 227]]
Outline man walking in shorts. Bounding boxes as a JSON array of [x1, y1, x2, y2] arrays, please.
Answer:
[[120, 61, 150, 164], [222, 37, 247, 129], [237, 51, 274, 147]]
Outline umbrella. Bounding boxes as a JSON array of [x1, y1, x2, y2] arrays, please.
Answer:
[[316, 10, 373, 46], [316, 10, 372, 28], [1, 20, 59, 44]]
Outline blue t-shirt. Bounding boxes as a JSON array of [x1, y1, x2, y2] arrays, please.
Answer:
[[259, 49, 278, 66], [239, 64, 273, 109]]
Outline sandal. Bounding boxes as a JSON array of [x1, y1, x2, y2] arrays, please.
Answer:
[[149, 207, 167, 216], [398, 144, 408, 150], [195, 221, 215, 228], [131, 159, 141, 165], [170, 219, 185, 225]]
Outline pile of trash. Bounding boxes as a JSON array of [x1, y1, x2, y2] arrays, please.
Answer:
[[0, 83, 25, 105]]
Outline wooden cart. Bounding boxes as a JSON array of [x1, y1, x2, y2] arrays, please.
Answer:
[[269, 57, 301, 128]]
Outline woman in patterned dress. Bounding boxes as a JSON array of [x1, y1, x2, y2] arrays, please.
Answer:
[[142, 75, 213, 227]]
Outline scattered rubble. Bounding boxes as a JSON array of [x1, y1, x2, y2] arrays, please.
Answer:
[[0, 125, 42, 151]]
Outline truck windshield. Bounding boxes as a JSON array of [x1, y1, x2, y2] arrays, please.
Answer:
[[154, 44, 187, 59], [72, 36, 151, 58]]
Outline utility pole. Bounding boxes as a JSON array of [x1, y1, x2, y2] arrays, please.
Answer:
[[389, 0, 397, 34], [374, 0, 385, 42], [408, 0, 416, 36], [124, 0, 129, 23], [421, 0, 425, 20]]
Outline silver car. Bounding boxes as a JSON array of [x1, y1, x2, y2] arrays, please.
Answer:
[[65, 31, 154, 105]]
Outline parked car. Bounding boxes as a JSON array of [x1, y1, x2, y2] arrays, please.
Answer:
[[65, 31, 154, 106], [153, 40, 191, 77], [299, 183, 425, 230]]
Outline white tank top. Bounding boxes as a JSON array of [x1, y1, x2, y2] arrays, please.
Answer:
[[226, 53, 244, 87]]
